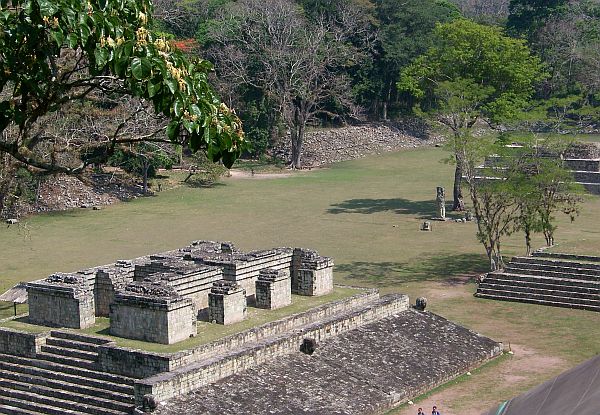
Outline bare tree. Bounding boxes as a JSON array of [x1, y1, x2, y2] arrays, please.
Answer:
[[206, 0, 360, 168]]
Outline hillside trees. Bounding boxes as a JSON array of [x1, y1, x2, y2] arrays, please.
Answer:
[[204, 0, 364, 168], [363, 0, 460, 120], [398, 19, 545, 210], [0, 0, 246, 176]]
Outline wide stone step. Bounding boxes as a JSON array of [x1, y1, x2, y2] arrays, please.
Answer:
[[0, 379, 134, 414], [50, 330, 112, 345], [476, 287, 600, 307], [511, 256, 600, 272], [532, 252, 600, 263], [36, 351, 97, 370], [0, 360, 133, 395], [0, 353, 136, 386], [40, 344, 98, 361], [478, 281, 600, 301], [46, 337, 103, 353], [0, 389, 129, 415], [0, 369, 134, 404], [485, 272, 600, 291], [475, 291, 600, 312], [504, 264, 600, 283], [0, 403, 41, 415], [0, 396, 78, 415]]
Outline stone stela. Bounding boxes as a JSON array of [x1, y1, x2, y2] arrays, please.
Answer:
[[25, 240, 334, 344]]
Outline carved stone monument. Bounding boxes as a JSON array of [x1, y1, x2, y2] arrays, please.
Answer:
[[436, 187, 446, 220]]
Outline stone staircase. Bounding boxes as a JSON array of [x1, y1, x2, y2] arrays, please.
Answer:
[[475, 254, 600, 311], [479, 155, 600, 195], [0, 331, 137, 415]]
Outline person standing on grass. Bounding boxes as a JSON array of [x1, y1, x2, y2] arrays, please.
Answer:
[[432, 406, 441, 415]]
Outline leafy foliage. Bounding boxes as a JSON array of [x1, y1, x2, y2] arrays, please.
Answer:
[[0, 0, 246, 172]]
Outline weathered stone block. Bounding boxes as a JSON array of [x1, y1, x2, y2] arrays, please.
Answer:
[[27, 273, 95, 329], [110, 282, 197, 344], [255, 269, 291, 310], [208, 281, 247, 325], [292, 248, 333, 296]]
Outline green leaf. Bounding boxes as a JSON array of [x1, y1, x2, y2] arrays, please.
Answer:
[[190, 133, 202, 152], [173, 97, 183, 117], [147, 81, 161, 98], [164, 78, 177, 94], [131, 57, 151, 80], [67, 33, 78, 49], [166, 121, 180, 141], [94, 47, 109, 68], [51, 30, 64, 47]]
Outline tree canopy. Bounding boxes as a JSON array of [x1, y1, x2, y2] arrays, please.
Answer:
[[0, 0, 246, 173], [398, 19, 545, 209]]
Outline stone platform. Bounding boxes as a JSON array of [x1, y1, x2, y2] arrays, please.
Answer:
[[154, 310, 502, 415], [476, 252, 600, 311]]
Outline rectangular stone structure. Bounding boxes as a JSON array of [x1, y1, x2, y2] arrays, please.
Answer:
[[208, 281, 247, 325], [134, 256, 222, 314], [110, 282, 197, 345], [292, 248, 334, 296], [255, 269, 291, 310], [27, 273, 95, 329], [94, 260, 136, 317]]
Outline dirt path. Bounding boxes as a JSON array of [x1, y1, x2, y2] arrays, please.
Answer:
[[226, 169, 299, 180]]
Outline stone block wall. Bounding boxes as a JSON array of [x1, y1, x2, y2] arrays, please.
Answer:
[[134, 257, 222, 314], [292, 248, 333, 296], [255, 269, 291, 310], [208, 281, 247, 325], [134, 294, 409, 405], [27, 273, 96, 329], [110, 282, 197, 344], [0, 327, 48, 357], [96, 289, 378, 379], [94, 260, 135, 317]]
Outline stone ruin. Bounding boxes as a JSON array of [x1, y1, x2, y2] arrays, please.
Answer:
[[208, 281, 247, 325], [255, 268, 291, 310], [25, 240, 334, 344]]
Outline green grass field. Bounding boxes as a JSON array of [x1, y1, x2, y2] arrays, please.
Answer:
[[1, 146, 599, 414]]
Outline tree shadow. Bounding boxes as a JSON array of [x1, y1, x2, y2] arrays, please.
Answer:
[[327, 198, 463, 219], [334, 253, 488, 287]]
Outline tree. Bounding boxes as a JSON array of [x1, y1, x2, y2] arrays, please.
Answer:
[[0, 0, 246, 175], [470, 136, 581, 268], [366, 0, 460, 120], [398, 19, 545, 210], [205, 0, 359, 168], [109, 142, 175, 193], [507, 0, 569, 40]]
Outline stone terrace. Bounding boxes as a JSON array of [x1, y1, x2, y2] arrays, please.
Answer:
[[476, 252, 600, 311], [154, 310, 502, 415]]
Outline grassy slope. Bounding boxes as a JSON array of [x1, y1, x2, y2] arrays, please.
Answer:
[[1, 147, 599, 412]]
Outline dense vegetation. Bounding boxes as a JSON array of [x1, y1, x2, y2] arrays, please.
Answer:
[[1, 0, 599, 216]]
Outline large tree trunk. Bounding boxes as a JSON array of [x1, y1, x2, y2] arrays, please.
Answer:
[[290, 100, 306, 169], [453, 163, 465, 211], [142, 158, 149, 194]]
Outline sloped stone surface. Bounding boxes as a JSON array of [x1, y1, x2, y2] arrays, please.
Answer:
[[154, 310, 501, 415]]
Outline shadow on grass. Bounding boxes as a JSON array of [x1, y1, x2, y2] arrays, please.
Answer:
[[327, 198, 464, 219], [335, 253, 488, 287]]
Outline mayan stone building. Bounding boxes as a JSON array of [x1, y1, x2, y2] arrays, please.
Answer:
[[255, 268, 292, 310], [110, 282, 197, 344], [208, 281, 247, 325], [27, 273, 96, 329], [24, 240, 334, 344]]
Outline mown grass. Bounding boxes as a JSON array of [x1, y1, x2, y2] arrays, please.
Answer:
[[0, 145, 599, 413]]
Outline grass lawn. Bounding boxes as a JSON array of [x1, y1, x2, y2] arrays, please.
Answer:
[[1, 146, 599, 414]]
